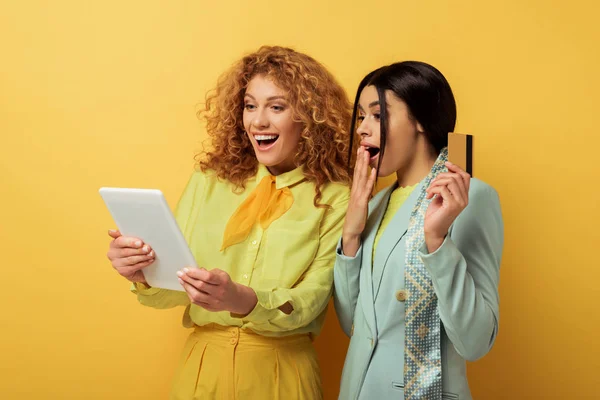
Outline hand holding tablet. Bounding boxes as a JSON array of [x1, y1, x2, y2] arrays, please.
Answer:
[[100, 188, 198, 291]]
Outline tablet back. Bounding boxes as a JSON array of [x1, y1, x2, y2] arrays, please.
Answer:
[[99, 187, 197, 291]]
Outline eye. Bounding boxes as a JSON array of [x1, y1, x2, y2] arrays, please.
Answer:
[[357, 115, 365, 123], [244, 103, 256, 111], [271, 105, 285, 112], [373, 113, 381, 121]]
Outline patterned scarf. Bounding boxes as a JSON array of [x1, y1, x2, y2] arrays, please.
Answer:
[[403, 148, 448, 399]]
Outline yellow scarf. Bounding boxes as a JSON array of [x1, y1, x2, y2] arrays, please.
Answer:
[[220, 175, 294, 251]]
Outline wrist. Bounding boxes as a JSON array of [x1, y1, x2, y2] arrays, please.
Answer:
[[342, 234, 361, 257], [424, 232, 445, 253], [232, 283, 257, 316], [132, 278, 149, 287], [342, 232, 360, 246]]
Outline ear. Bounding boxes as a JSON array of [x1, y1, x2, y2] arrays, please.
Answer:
[[416, 121, 425, 133]]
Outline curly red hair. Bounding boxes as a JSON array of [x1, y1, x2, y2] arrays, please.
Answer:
[[197, 46, 352, 207]]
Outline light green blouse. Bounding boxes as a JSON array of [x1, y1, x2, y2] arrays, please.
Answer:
[[132, 165, 349, 337]]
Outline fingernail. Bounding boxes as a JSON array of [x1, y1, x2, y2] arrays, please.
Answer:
[[148, 250, 154, 257], [183, 268, 189, 273], [178, 278, 184, 285], [109, 229, 116, 234], [176, 271, 184, 277], [142, 245, 149, 253], [135, 240, 142, 247]]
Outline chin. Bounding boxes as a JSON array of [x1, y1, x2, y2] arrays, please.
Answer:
[[256, 155, 279, 167], [376, 165, 395, 177]]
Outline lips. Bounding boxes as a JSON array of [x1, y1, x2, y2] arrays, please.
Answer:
[[360, 142, 380, 160], [253, 133, 279, 150]]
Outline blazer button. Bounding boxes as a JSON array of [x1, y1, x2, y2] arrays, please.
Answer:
[[396, 289, 408, 302]]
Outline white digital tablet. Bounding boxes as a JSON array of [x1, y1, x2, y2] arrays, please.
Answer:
[[99, 187, 197, 291]]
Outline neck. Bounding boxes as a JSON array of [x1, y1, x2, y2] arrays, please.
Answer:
[[396, 142, 438, 187], [266, 159, 297, 176]]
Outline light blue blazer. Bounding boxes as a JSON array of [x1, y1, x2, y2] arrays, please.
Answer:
[[334, 178, 504, 400]]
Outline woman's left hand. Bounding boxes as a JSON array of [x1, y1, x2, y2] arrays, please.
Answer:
[[424, 161, 471, 253], [177, 268, 257, 316]]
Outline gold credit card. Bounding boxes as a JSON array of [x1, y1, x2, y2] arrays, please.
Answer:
[[448, 132, 473, 176]]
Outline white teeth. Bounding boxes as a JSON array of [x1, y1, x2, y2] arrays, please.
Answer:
[[255, 135, 278, 141]]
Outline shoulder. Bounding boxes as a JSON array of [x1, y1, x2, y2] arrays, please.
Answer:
[[188, 167, 252, 193], [366, 184, 394, 213], [187, 168, 211, 185], [453, 177, 503, 232], [466, 178, 501, 207], [317, 181, 350, 209]]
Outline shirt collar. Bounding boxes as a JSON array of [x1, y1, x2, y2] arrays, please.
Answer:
[[256, 164, 307, 189]]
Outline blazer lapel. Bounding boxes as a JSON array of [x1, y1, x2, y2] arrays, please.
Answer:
[[359, 185, 395, 336], [372, 181, 425, 300]]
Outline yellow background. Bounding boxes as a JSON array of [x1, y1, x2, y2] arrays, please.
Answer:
[[1, 0, 598, 399]]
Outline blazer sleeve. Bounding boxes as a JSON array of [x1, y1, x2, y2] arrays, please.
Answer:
[[419, 182, 504, 361], [333, 238, 363, 337]]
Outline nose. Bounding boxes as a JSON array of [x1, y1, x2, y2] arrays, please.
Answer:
[[252, 108, 269, 130], [356, 118, 371, 138]]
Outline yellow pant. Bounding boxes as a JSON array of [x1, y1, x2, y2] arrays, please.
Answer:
[[170, 324, 323, 400]]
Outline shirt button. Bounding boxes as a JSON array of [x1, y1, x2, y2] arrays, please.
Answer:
[[251, 240, 258, 246], [243, 274, 248, 280], [396, 290, 408, 302]]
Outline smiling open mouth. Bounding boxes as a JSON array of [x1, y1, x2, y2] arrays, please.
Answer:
[[255, 134, 279, 149]]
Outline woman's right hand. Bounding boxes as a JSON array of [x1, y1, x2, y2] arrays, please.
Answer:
[[106, 230, 155, 284], [342, 146, 377, 257]]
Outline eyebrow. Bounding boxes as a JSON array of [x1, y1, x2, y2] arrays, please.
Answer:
[[357, 101, 380, 111], [244, 94, 288, 101]]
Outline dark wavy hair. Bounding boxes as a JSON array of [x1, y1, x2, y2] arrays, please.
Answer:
[[348, 61, 457, 174]]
